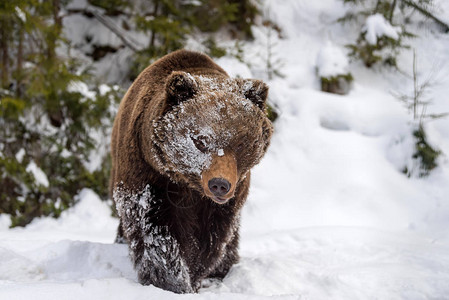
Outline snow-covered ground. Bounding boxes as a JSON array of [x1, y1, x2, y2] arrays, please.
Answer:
[[2, 0, 449, 299]]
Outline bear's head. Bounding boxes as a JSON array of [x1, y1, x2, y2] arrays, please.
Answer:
[[149, 71, 273, 204]]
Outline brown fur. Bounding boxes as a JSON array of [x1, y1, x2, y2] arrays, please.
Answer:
[[110, 49, 272, 293]]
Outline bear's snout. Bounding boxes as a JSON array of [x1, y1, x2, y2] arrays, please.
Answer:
[[201, 151, 237, 204], [208, 178, 231, 197]]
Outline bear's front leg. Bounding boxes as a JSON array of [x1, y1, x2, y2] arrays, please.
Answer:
[[132, 225, 195, 293], [114, 185, 195, 293], [207, 231, 240, 280]]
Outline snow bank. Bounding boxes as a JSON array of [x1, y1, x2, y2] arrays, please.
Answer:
[[3, 189, 119, 245], [0, 214, 11, 230]]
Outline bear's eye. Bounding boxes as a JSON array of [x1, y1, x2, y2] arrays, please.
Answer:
[[192, 135, 209, 153]]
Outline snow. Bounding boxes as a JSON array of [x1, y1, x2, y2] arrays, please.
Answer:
[[0, 214, 11, 230], [216, 57, 253, 79], [15, 148, 26, 163], [316, 41, 349, 77], [15, 6, 26, 23], [17, 189, 118, 243], [26, 160, 49, 188], [157, 109, 215, 175], [2, 0, 449, 299], [67, 80, 96, 99], [98, 83, 112, 96], [63, 0, 149, 83], [363, 14, 401, 45]]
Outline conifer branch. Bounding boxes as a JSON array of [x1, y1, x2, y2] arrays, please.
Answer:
[[401, 0, 449, 33]]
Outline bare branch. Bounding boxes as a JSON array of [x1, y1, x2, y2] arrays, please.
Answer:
[[66, 8, 143, 52], [90, 10, 141, 52]]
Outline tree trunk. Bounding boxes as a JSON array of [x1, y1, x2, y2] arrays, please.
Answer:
[[17, 28, 24, 97], [149, 0, 160, 50], [0, 24, 9, 89], [389, 0, 397, 23], [48, 0, 62, 61]]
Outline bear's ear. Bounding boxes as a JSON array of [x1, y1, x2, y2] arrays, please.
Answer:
[[165, 71, 198, 107], [241, 79, 269, 111]]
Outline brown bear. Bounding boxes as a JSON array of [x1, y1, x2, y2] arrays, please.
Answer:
[[110, 49, 273, 293]]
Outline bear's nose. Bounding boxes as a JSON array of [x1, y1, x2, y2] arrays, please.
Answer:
[[208, 178, 231, 197]]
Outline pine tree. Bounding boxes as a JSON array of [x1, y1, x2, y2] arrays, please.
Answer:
[[129, 0, 189, 80], [0, 0, 120, 226], [338, 0, 444, 68], [0, 0, 264, 226], [129, 0, 261, 80]]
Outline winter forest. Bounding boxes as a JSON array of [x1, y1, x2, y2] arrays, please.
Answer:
[[1, 0, 449, 298]]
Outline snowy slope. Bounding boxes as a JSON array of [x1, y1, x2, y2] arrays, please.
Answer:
[[2, 0, 449, 299]]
